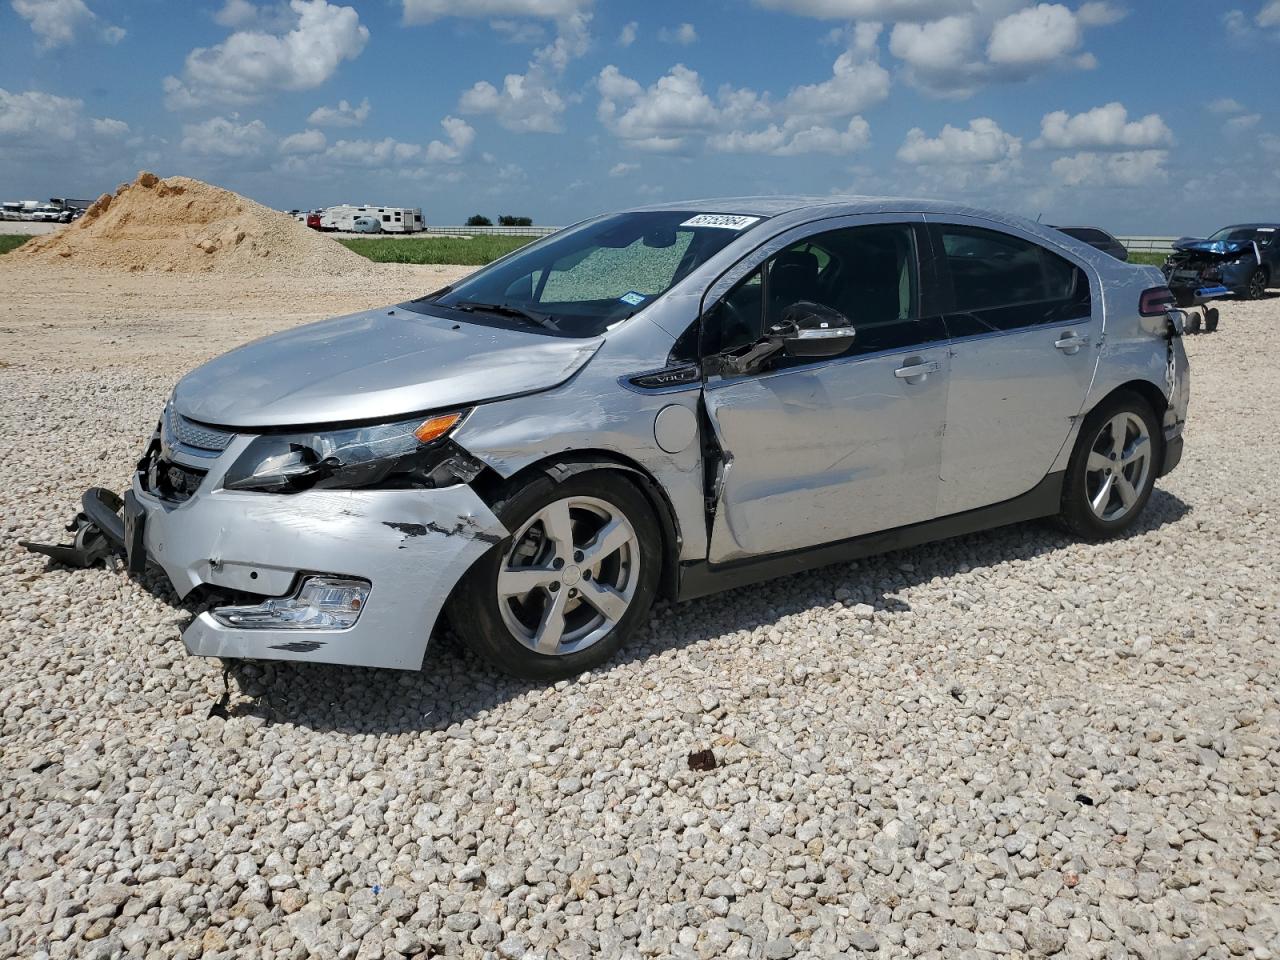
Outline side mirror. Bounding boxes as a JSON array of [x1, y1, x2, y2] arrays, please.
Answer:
[[774, 301, 856, 358]]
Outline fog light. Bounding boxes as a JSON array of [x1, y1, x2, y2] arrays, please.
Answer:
[[212, 576, 370, 630]]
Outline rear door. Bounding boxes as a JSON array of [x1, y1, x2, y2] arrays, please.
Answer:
[[701, 216, 951, 563], [928, 219, 1100, 515]]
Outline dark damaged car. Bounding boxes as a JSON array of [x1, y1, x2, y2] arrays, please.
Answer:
[[1163, 223, 1279, 306]]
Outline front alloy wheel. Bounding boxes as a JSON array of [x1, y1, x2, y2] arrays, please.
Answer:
[[1084, 412, 1152, 523], [497, 496, 640, 656], [1247, 268, 1268, 300], [448, 470, 661, 680]]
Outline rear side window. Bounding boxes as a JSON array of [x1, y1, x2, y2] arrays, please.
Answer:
[[937, 224, 1090, 334]]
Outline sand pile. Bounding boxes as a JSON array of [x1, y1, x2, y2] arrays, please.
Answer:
[[14, 171, 371, 276]]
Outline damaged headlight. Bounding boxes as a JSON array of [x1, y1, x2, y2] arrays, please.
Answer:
[[223, 410, 483, 493]]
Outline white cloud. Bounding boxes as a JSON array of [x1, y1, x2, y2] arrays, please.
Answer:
[[11, 0, 125, 49], [307, 97, 371, 127], [987, 4, 1082, 67], [889, 2, 1112, 97], [1261, 0, 1280, 27], [181, 115, 276, 159], [1207, 97, 1245, 115], [1224, 113, 1262, 133], [1223, 9, 1249, 37], [0, 87, 85, 141], [897, 117, 1021, 166], [459, 11, 590, 132], [609, 161, 638, 176], [164, 0, 369, 110], [617, 20, 637, 46], [712, 116, 871, 156], [280, 128, 327, 154], [401, 0, 590, 23], [1051, 149, 1168, 187], [90, 117, 129, 137], [325, 137, 423, 167], [214, 0, 258, 27], [1261, 133, 1280, 155], [782, 22, 891, 118], [752, 0, 971, 21], [597, 49, 880, 157], [889, 16, 983, 96], [596, 64, 723, 151], [1076, 1, 1126, 26], [424, 115, 476, 163], [0, 87, 135, 184], [658, 22, 697, 45], [1036, 102, 1172, 150], [489, 19, 547, 42]]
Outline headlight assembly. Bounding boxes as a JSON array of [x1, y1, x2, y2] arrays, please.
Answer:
[[223, 410, 482, 493]]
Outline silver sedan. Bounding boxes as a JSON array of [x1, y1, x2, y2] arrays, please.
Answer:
[[44, 197, 1191, 678]]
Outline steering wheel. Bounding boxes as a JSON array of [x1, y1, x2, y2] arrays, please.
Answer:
[[715, 296, 757, 353]]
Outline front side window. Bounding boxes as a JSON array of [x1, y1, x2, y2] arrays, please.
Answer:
[[410, 211, 762, 337], [705, 223, 924, 360], [937, 224, 1089, 334]]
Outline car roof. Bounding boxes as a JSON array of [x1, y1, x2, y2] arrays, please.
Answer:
[[1219, 223, 1280, 230], [618, 196, 1132, 271], [622, 195, 1101, 240]]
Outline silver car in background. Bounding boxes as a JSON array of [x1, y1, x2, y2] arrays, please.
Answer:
[[58, 198, 1190, 678]]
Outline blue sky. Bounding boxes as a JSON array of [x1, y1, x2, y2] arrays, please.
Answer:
[[2, 0, 1278, 233]]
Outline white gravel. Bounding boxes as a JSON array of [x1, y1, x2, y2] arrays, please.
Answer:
[[1, 281, 1278, 960]]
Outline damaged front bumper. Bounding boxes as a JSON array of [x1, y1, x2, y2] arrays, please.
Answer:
[[1164, 254, 1258, 305], [138, 473, 506, 670], [27, 446, 508, 670]]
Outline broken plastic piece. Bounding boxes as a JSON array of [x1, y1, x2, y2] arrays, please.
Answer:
[[687, 749, 718, 771]]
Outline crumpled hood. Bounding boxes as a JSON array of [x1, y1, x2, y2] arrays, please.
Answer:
[[173, 305, 602, 428], [1171, 237, 1258, 259]]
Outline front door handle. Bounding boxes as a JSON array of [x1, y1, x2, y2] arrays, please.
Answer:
[[1054, 332, 1090, 355], [894, 360, 940, 381]]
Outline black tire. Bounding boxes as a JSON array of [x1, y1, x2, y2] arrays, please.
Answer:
[[1246, 267, 1268, 300], [1204, 307, 1220, 333], [1059, 391, 1162, 541], [1184, 311, 1201, 334], [448, 469, 662, 680]]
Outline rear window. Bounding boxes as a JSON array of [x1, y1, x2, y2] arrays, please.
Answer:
[[938, 224, 1090, 333]]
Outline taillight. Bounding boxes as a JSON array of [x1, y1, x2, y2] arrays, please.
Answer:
[[1139, 286, 1176, 317]]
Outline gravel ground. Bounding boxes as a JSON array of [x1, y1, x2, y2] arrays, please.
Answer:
[[1, 268, 1278, 960]]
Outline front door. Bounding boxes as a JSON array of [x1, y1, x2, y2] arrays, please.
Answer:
[[701, 218, 950, 564], [928, 220, 1102, 515]]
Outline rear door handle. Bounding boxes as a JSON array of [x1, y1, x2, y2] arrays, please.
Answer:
[[1054, 332, 1090, 355], [894, 360, 940, 381]]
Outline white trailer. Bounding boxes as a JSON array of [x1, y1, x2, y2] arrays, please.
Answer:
[[320, 204, 425, 234]]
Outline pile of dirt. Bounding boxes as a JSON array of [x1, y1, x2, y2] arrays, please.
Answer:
[[13, 172, 372, 276]]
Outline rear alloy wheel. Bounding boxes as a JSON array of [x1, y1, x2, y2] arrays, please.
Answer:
[[1059, 392, 1160, 540], [1246, 267, 1268, 300], [449, 471, 661, 680]]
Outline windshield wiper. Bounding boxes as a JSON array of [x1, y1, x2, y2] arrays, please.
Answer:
[[453, 300, 559, 332]]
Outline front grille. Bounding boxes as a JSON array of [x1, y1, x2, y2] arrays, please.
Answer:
[[147, 456, 207, 503], [165, 406, 235, 452]]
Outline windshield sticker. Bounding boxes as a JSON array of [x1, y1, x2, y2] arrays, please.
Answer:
[[619, 291, 646, 306], [680, 214, 761, 231], [1258, 227, 1276, 232]]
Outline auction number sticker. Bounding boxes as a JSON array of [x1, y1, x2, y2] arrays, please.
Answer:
[[680, 214, 761, 230], [619, 291, 646, 306]]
